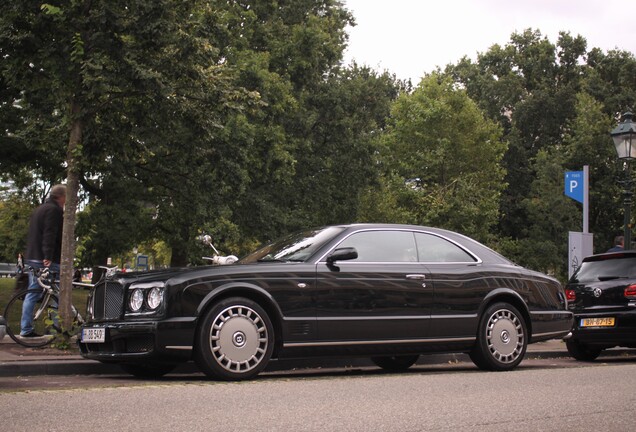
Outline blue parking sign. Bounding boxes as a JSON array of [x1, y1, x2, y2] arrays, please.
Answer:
[[565, 171, 584, 203], [136, 254, 149, 270]]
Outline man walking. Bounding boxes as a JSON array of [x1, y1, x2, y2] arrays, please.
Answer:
[[20, 184, 66, 337], [607, 236, 624, 253]]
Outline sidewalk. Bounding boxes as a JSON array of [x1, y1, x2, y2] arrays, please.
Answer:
[[0, 335, 578, 378]]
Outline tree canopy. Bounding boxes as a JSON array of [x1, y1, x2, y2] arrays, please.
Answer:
[[1, 4, 635, 288], [359, 74, 505, 243]]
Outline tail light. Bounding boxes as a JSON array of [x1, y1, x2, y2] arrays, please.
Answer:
[[625, 284, 636, 299], [565, 289, 576, 301]]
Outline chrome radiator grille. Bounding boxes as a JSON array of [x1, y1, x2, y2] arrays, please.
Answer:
[[91, 280, 124, 320]]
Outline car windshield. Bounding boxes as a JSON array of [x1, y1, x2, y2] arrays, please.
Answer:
[[570, 255, 636, 283], [241, 226, 345, 263]]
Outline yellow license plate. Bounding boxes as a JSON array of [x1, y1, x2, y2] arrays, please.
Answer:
[[580, 317, 615, 327]]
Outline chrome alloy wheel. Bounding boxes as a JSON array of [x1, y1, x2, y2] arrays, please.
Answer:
[[485, 309, 525, 364], [208, 305, 269, 374]]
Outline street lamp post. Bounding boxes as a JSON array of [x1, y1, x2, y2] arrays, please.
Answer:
[[610, 112, 636, 250]]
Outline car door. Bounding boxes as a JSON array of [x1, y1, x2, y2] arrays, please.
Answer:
[[414, 232, 483, 339], [315, 229, 433, 342]]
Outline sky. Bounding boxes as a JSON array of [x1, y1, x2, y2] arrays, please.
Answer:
[[342, 0, 636, 82]]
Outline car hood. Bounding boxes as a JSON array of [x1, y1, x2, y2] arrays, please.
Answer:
[[114, 262, 311, 286]]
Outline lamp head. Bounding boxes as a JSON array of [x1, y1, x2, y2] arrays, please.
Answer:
[[611, 112, 636, 160]]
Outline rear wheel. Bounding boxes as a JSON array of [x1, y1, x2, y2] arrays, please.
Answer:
[[371, 355, 419, 372], [566, 339, 602, 361], [470, 302, 527, 371], [3, 289, 58, 348], [120, 363, 177, 378], [195, 297, 274, 381]]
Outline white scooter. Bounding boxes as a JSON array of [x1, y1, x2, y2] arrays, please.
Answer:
[[199, 235, 239, 265]]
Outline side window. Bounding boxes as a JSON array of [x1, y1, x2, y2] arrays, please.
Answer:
[[415, 233, 476, 263], [337, 231, 418, 262]]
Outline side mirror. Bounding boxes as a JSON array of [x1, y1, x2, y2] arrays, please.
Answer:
[[327, 247, 358, 264]]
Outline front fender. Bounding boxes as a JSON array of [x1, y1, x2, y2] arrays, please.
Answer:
[[193, 281, 284, 322]]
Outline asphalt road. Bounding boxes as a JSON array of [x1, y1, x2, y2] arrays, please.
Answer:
[[2, 356, 635, 431]]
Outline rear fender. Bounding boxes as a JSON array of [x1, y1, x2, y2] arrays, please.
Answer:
[[480, 288, 532, 336]]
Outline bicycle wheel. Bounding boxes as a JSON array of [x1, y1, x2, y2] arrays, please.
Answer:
[[3, 289, 58, 348]]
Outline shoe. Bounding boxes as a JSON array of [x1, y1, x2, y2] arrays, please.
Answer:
[[20, 331, 43, 338]]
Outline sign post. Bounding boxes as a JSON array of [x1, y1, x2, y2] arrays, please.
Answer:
[[565, 166, 593, 277]]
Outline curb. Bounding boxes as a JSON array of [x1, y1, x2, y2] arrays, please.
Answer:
[[3, 359, 122, 377], [4, 337, 632, 378], [1, 349, 572, 378]]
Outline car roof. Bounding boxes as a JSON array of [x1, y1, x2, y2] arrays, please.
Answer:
[[583, 250, 636, 262], [332, 223, 513, 265]]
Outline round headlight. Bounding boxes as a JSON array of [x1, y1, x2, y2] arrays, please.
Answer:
[[147, 287, 163, 310], [86, 291, 94, 318], [129, 289, 144, 312]]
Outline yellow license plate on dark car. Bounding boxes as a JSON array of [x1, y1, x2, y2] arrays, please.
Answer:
[[580, 317, 615, 327]]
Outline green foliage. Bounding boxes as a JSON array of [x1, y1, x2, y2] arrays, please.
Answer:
[[445, 28, 636, 275], [362, 74, 506, 242], [0, 196, 33, 262], [2, 4, 636, 283], [515, 148, 579, 279], [562, 92, 623, 253]]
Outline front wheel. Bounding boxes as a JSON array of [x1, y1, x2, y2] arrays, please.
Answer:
[[195, 297, 274, 381], [3, 289, 57, 348], [470, 302, 527, 371], [566, 339, 602, 361]]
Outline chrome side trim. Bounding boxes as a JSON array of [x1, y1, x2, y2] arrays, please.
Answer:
[[283, 336, 475, 348], [311, 314, 476, 321], [165, 346, 193, 350], [531, 330, 571, 339], [529, 311, 572, 316], [314, 316, 430, 321]]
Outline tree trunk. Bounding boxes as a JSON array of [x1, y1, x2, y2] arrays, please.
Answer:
[[170, 242, 188, 267], [59, 100, 82, 333]]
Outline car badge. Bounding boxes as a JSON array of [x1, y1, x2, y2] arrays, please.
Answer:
[[593, 288, 602, 298]]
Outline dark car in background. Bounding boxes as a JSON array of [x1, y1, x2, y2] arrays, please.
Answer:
[[565, 251, 636, 360], [79, 224, 572, 380]]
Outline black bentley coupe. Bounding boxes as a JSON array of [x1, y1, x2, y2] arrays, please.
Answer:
[[79, 224, 572, 380]]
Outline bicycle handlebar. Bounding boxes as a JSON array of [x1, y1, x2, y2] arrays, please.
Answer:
[[29, 264, 120, 291], [35, 267, 53, 290]]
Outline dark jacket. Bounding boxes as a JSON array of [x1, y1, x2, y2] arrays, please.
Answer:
[[26, 198, 64, 263]]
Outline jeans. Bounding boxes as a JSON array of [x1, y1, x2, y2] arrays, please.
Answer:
[[20, 260, 60, 336]]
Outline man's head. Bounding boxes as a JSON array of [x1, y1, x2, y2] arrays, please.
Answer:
[[49, 184, 66, 208], [615, 235, 624, 247]]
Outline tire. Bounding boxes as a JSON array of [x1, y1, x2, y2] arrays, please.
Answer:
[[3, 289, 58, 348], [371, 355, 419, 372], [566, 339, 602, 361], [120, 363, 177, 378], [470, 302, 527, 371], [195, 297, 274, 381]]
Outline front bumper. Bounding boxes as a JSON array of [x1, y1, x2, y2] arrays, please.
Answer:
[[569, 308, 636, 348], [78, 317, 197, 364]]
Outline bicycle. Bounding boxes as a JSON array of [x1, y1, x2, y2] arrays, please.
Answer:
[[3, 267, 87, 348]]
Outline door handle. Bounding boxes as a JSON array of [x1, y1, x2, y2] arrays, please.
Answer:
[[406, 274, 426, 280]]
